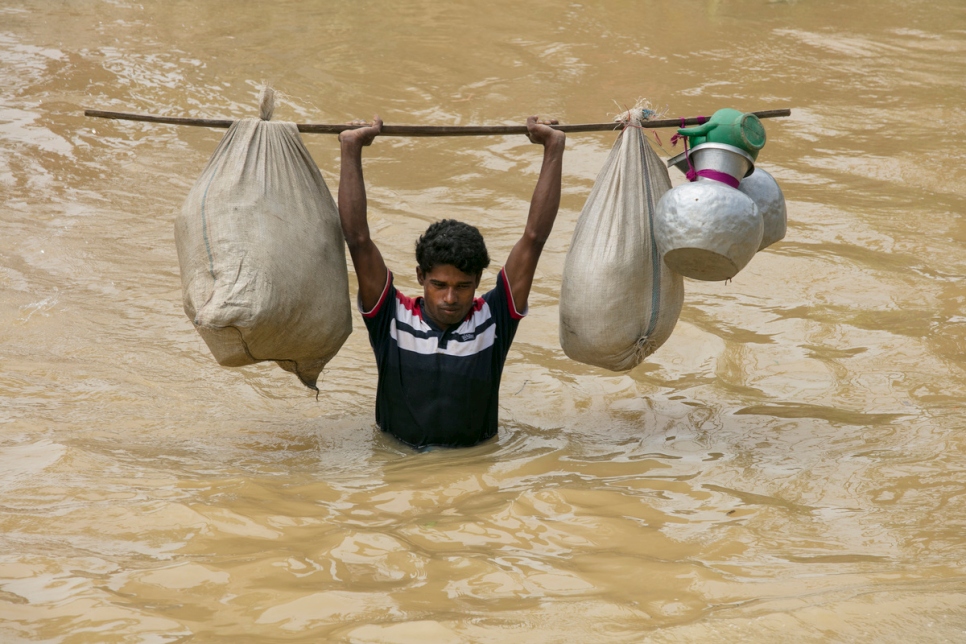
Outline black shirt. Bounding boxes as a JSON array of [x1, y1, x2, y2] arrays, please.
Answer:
[[361, 268, 525, 448]]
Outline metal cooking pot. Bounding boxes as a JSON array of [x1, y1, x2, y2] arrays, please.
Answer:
[[738, 167, 786, 251], [667, 142, 756, 183], [654, 181, 763, 281]]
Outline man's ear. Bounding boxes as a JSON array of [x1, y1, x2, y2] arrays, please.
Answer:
[[416, 266, 425, 285], [474, 272, 482, 288]]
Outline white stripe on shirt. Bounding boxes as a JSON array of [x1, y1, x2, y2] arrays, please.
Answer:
[[390, 319, 497, 356]]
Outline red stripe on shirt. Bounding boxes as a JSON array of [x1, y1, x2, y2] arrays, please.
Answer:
[[397, 292, 424, 319], [461, 297, 485, 321]]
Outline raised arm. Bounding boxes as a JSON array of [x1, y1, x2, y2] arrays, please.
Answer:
[[338, 116, 389, 311], [503, 116, 566, 311]]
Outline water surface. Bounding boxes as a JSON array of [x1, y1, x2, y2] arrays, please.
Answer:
[[2, 1, 966, 641]]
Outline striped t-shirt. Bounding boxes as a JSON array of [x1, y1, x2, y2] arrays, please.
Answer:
[[361, 268, 525, 448]]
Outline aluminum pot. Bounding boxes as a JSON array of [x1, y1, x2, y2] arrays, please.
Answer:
[[654, 181, 763, 281], [738, 168, 786, 251]]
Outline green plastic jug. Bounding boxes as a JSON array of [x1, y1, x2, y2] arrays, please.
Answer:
[[677, 108, 766, 160]]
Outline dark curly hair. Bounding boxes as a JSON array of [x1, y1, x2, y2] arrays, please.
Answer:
[[415, 219, 490, 277]]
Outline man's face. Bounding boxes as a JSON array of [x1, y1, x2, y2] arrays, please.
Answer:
[[417, 264, 481, 329]]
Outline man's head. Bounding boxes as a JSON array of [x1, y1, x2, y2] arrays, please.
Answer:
[[415, 220, 490, 329]]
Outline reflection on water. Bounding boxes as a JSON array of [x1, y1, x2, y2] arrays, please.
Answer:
[[3, 0, 966, 640]]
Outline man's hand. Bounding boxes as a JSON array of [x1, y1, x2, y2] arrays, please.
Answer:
[[339, 116, 383, 148], [525, 115, 566, 149]]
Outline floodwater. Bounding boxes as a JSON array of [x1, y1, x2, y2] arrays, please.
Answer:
[[2, 0, 966, 641]]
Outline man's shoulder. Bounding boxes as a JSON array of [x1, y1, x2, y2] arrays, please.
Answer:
[[390, 288, 420, 317]]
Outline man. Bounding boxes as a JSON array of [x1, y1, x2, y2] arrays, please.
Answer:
[[338, 115, 565, 449]]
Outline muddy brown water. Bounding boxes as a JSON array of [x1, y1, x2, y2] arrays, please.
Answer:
[[3, 1, 966, 641]]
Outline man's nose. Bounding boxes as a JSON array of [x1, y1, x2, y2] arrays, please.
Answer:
[[443, 288, 458, 304]]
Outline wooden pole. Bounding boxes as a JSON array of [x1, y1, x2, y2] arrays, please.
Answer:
[[83, 108, 791, 136]]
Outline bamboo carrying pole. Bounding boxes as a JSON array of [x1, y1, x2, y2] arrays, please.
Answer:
[[83, 108, 791, 136]]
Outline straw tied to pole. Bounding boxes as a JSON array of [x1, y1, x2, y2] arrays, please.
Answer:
[[84, 97, 791, 383]]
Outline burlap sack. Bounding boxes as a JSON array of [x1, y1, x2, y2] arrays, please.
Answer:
[[559, 110, 684, 371], [175, 91, 351, 389]]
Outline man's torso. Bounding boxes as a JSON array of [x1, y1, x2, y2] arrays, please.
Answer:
[[361, 269, 525, 448]]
